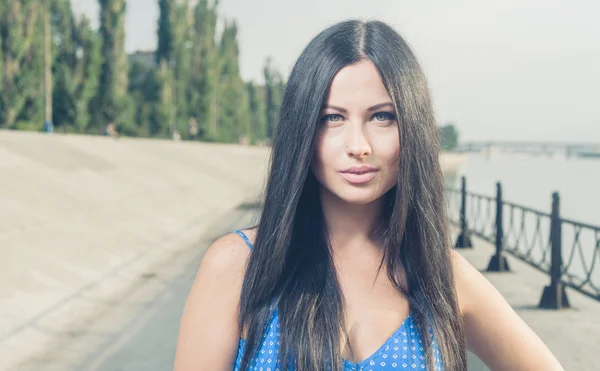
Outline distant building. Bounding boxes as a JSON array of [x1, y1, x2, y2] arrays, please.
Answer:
[[128, 50, 156, 68]]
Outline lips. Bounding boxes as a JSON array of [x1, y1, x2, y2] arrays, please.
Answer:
[[339, 166, 379, 184], [341, 165, 379, 174]]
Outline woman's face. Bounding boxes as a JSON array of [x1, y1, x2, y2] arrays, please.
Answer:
[[311, 59, 400, 205]]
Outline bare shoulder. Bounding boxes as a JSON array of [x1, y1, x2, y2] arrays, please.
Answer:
[[173, 229, 255, 370], [449, 248, 517, 318], [199, 230, 254, 273], [449, 249, 563, 370], [448, 249, 475, 314], [192, 227, 257, 299], [449, 248, 473, 278]]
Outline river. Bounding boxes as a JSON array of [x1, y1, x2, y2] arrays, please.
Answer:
[[444, 152, 599, 302], [446, 152, 600, 226]]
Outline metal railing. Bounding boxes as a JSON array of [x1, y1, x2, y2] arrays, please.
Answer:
[[447, 176, 600, 307]]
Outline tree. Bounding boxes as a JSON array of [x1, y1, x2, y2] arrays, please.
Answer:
[[155, 0, 178, 137], [1, 0, 283, 145], [72, 17, 102, 132], [0, 0, 44, 129], [128, 59, 156, 137], [155, 0, 194, 138], [127, 58, 172, 138], [51, 0, 101, 133], [188, 0, 219, 140], [440, 122, 459, 151], [156, 0, 176, 65], [246, 81, 266, 144], [217, 20, 249, 142], [93, 0, 134, 135], [172, 1, 194, 137], [264, 57, 284, 142], [49, 0, 75, 131], [154, 60, 175, 137], [0, 1, 3, 107]]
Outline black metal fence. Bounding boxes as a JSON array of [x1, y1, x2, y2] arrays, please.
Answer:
[[447, 176, 600, 308]]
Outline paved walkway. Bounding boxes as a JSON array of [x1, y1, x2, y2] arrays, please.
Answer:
[[11, 218, 600, 370], [455, 233, 600, 371], [0, 130, 269, 370], [11, 203, 259, 371]]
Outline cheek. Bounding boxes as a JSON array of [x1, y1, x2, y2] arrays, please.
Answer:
[[386, 146, 401, 182], [391, 143, 401, 166], [373, 131, 401, 167], [312, 131, 342, 173], [373, 133, 400, 188]]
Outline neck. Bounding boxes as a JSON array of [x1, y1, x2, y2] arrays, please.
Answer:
[[319, 187, 385, 252]]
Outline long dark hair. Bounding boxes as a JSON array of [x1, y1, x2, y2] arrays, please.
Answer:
[[238, 19, 466, 370]]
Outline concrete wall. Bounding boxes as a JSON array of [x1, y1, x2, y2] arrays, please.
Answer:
[[0, 130, 270, 367]]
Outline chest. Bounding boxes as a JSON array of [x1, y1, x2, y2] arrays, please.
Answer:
[[234, 311, 442, 371], [335, 258, 411, 363]]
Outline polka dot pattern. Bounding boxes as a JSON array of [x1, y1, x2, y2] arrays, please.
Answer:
[[233, 309, 443, 371], [230, 231, 443, 370]]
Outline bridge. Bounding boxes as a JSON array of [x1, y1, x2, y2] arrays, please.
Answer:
[[457, 141, 600, 157]]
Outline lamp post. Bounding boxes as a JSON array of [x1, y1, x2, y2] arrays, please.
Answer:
[[44, 5, 53, 134]]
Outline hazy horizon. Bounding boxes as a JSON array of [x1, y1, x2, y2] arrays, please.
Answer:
[[71, 0, 600, 142]]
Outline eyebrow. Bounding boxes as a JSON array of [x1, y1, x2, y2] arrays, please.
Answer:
[[322, 102, 395, 113]]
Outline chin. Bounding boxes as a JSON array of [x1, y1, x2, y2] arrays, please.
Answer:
[[331, 186, 383, 205]]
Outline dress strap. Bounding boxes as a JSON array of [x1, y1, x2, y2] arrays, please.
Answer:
[[233, 230, 253, 250]]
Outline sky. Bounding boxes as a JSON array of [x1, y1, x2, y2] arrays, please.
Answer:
[[70, 0, 600, 142]]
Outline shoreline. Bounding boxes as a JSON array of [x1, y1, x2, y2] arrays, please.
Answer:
[[440, 151, 468, 174]]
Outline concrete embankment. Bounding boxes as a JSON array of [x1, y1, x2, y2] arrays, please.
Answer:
[[0, 130, 269, 369]]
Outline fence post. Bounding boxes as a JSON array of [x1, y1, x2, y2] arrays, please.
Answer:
[[455, 176, 473, 248], [487, 182, 510, 271], [539, 192, 570, 309]]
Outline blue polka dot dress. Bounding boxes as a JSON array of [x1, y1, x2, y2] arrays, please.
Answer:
[[232, 230, 443, 371]]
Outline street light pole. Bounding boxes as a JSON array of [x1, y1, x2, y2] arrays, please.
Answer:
[[44, 5, 53, 134]]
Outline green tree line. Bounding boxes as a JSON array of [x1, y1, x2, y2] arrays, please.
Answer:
[[439, 122, 459, 151], [0, 0, 285, 144]]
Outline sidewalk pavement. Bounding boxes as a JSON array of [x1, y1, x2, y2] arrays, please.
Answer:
[[455, 233, 600, 371]]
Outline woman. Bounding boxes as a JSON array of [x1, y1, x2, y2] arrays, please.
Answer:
[[174, 20, 563, 371]]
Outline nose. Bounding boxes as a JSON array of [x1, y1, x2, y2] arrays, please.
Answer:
[[345, 122, 372, 158]]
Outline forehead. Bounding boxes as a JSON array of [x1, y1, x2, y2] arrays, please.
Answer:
[[324, 59, 392, 108]]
